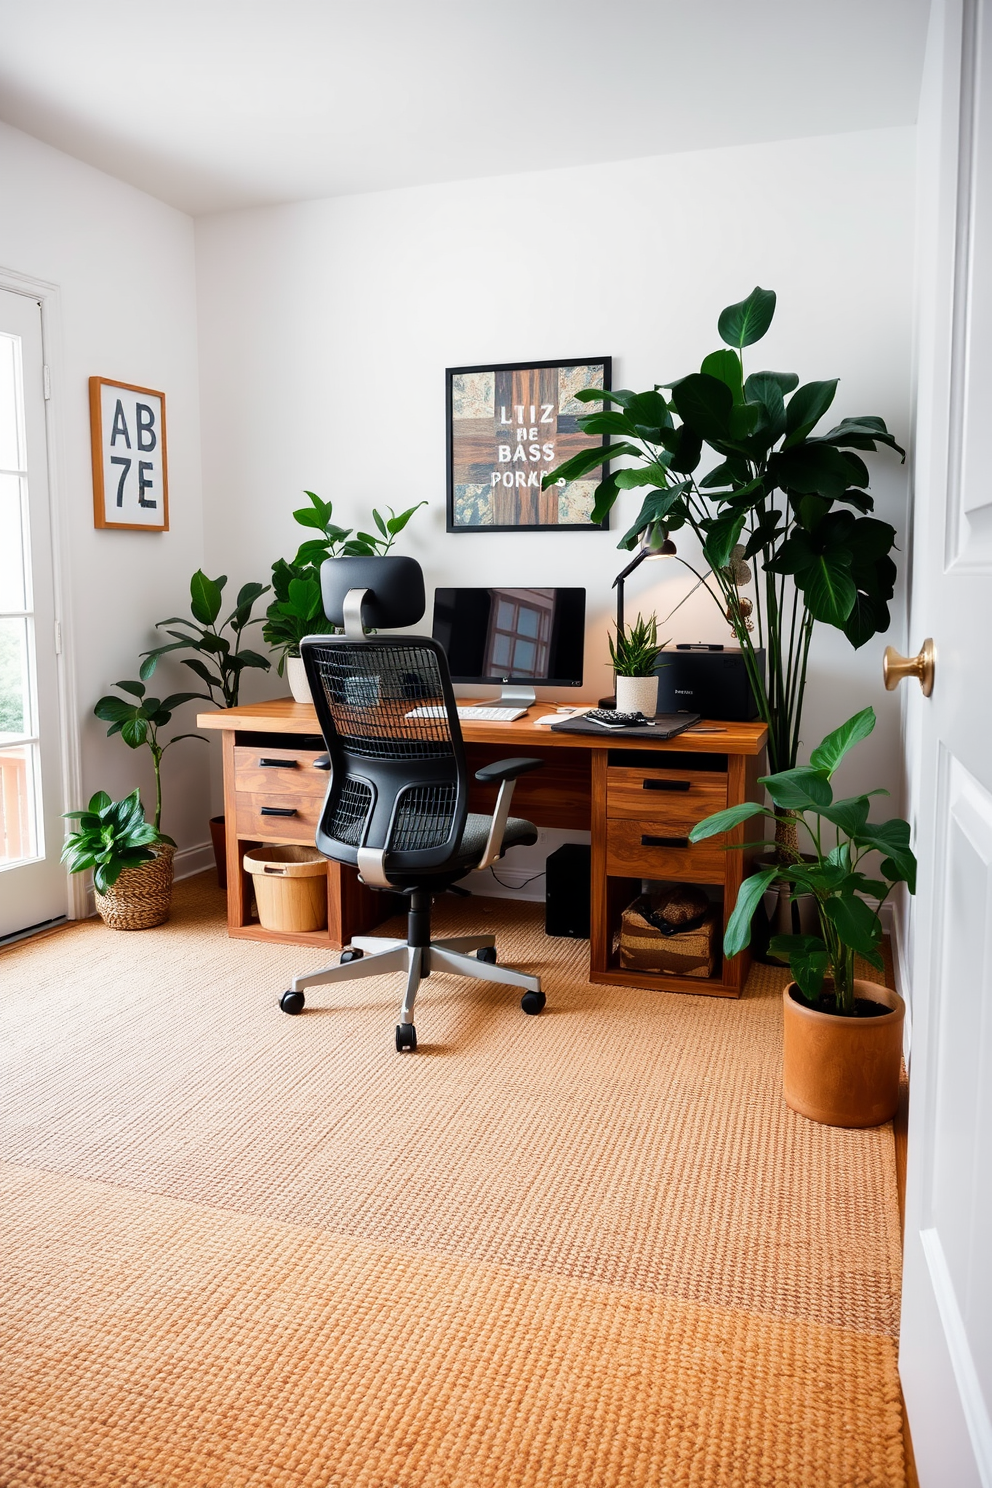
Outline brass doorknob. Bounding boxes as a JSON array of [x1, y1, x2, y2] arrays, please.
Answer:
[[883, 638, 934, 696]]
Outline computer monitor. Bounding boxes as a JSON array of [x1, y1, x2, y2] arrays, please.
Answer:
[[432, 587, 586, 707]]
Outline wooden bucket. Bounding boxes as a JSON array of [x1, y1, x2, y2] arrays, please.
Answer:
[[243, 844, 328, 933]]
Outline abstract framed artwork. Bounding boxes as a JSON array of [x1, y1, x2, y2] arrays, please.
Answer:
[[446, 356, 612, 532], [89, 376, 169, 532]]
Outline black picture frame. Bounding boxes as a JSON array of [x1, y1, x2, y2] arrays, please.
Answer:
[[446, 355, 612, 533]]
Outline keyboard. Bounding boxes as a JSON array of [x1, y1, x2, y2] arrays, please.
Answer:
[[405, 705, 528, 722]]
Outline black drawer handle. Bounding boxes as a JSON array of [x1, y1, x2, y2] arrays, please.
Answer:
[[259, 757, 298, 768], [314, 754, 331, 770], [260, 806, 298, 817], [643, 778, 690, 791], [641, 834, 689, 848]]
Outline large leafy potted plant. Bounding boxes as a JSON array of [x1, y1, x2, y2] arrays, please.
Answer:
[[689, 707, 914, 1127], [544, 288, 905, 859], [93, 679, 205, 910], [263, 492, 427, 702], [61, 789, 174, 930]]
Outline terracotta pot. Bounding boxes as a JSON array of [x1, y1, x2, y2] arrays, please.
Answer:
[[615, 674, 658, 716], [209, 815, 227, 890], [782, 979, 905, 1128]]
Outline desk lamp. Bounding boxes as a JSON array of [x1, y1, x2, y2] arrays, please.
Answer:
[[601, 522, 677, 708]]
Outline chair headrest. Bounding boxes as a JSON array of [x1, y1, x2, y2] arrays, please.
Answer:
[[320, 555, 426, 631]]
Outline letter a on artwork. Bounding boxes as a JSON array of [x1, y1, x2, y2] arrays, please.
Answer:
[[110, 400, 132, 448]]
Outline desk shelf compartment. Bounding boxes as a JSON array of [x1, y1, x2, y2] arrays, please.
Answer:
[[223, 730, 393, 949], [590, 748, 762, 999]]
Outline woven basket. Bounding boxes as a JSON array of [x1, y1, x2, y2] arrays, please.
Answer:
[[94, 843, 175, 930]]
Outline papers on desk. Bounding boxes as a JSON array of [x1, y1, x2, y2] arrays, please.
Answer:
[[533, 707, 594, 725]]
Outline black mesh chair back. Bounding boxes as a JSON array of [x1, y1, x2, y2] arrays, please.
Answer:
[[302, 634, 469, 877]]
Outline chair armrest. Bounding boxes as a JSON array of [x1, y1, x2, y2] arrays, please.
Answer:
[[474, 757, 543, 785]]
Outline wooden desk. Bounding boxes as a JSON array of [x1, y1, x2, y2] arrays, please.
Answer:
[[199, 699, 767, 998]]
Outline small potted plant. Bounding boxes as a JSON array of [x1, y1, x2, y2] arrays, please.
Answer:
[[263, 492, 428, 701], [262, 560, 336, 702], [61, 789, 174, 930], [608, 613, 666, 716], [689, 706, 915, 1127]]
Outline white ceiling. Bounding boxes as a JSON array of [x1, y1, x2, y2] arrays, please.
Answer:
[[0, 1, 931, 217]]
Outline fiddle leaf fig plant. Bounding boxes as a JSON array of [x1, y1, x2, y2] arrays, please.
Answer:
[[543, 288, 906, 795], [93, 680, 205, 831], [689, 707, 916, 1016], [140, 570, 271, 710]]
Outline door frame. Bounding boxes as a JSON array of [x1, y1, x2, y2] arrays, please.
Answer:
[[0, 265, 84, 921]]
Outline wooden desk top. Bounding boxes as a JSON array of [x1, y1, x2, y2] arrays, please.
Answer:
[[198, 697, 768, 756]]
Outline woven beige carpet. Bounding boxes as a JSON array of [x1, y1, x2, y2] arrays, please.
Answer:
[[0, 876, 905, 1487]]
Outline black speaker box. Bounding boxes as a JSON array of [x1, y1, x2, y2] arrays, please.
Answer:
[[545, 843, 591, 939], [655, 647, 765, 721]]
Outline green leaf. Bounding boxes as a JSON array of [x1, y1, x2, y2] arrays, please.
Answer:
[[699, 456, 750, 490], [189, 570, 224, 626], [114, 679, 145, 698], [743, 372, 787, 442], [808, 708, 875, 776], [803, 553, 858, 624], [590, 472, 622, 526], [854, 819, 917, 891], [120, 715, 149, 749], [761, 767, 833, 811], [770, 934, 830, 1002], [820, 794, 874, 835], [94, 696, 134, 723], [672, 373, 733, 439], [616, 485, 689, 550], [770, 442, 856, 499], [784, 380, 838, 445], [823, 895, 882, 959], [158, 692, 200, 712], [572, 386, 635, 408], [542, 442, 639, 488], [700, 349, 744, 402], [717, 287, 776, 349], [747, 369, 798, 396], [689, 801, 770, 842], [614, 465, 671, 490], [659, 424, 702, 475], [724, 867, 778, 956], [701, 512, 746, 569], [578, 410, 640, 437], [819, 415, 906, 460]]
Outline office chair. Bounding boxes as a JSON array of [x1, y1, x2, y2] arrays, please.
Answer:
[[278, 555, 546, 1051]]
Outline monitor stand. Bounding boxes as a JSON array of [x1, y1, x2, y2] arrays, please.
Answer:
[[490, 684, 537, 709]]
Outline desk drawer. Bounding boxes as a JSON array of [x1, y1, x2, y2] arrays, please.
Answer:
[[234, 745, 329, 797], [605, 819, 726, 883], [606, 766, 727, 830], [235, 791, 323, 843]]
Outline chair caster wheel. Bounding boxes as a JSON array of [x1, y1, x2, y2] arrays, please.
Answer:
[[476, 946, 497, 964], [521, 991, 546, 1016], [340, 948, 364, 963], [395, 1023, 417, 1052], [280, 990, 305, 1015]]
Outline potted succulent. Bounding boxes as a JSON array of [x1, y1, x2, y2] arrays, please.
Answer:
[[61, 789, 174, 930], [689, 706, 915, 1127], [263, 492, 428, 701], [93, 678, 205, 909], [544, 287, 906, 860], [608, 613, 666, 715], [139, 570, 270, 884]]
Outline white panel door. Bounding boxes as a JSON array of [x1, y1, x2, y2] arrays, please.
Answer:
[[0, 287, 66, 937], [901, 3, 992, 1482]]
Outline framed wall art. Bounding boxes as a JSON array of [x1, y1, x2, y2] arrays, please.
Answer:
[[89, 376, 169, 532], [446, 356, 612, 532]]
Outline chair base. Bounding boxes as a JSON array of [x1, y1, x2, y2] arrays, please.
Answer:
[[282, 896, 545, 1048]]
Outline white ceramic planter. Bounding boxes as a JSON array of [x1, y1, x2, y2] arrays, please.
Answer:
[[286, 654, 313, 705], [615, 674, 658, 717]]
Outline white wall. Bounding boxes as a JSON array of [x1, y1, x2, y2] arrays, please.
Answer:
[[196, 126, 916, 823], [0, 121, 209, 868]]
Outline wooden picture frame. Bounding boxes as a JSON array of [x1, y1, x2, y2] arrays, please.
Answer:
[[89, 376, 169, 532], [446, 356, 612, 532]]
